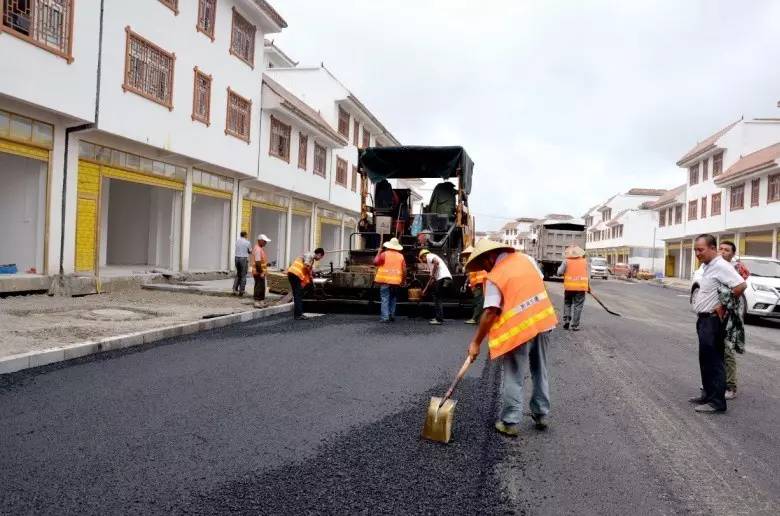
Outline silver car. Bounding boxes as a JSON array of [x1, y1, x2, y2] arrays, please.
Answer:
[[590, 257, 609, 280]]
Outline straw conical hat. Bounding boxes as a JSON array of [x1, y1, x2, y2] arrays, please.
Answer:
[[383, 237, 403, 251], [464, 239, 514, 270], [564, 245, 585, 258]]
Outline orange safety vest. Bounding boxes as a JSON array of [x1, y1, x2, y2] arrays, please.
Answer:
[[468, 270, 488, 290], [487, 253, 558, 359], [374, 250, 405, 285], [563, 257, 589, 292], [287, 256, 312, 287]]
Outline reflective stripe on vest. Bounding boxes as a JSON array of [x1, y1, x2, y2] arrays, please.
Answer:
[[563, 257, 589, 292], [487, 253, 558, 359], [375, 250, 405, 285], [468, 270, 487, 289], [287, 257, 311, 287]]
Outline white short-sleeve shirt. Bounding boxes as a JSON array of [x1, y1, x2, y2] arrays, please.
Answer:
[[692, 255, 745, 313], [483, 253, 544, 309], [425, 253, 452, 281]]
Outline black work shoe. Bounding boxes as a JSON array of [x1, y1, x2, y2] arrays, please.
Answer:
[[688, 396, 707, 404], [563, 322, 570, 330], [694, 403, 726, 414], [531, 413, 549, 430]]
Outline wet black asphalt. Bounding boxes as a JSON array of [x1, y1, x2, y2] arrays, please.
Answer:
[[2, 279, 780, 514]]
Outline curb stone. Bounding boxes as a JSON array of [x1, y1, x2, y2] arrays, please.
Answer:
[[0, 303, 292, 376]]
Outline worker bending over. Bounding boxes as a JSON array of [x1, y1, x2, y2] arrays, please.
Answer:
[[374, 238, 406, 322], [465, 239, 557, 436], [287, 248, 325, 320], [557, 245, 589, 331], [461, 246, 487, 325], [419, 249, 452, 325]]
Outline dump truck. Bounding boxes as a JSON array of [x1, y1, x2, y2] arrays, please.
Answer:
[[528, 217, 586, 279], [303, 146, 475, 315]]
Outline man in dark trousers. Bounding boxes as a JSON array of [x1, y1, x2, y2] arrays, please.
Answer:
[[287, 248, 325, 320], [557, 245, 590, 331], [232, 231, 252, 296], [689, 234, 746, 413], [251, 234, 271, 305]]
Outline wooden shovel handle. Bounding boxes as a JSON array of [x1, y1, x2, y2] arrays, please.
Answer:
[[438, 355, 474, 408]]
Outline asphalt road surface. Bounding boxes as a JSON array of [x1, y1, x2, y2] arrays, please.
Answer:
[[1, 280, 779, 515]]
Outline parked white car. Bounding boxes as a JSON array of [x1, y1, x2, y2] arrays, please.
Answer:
[[691, 256, 780, 322], [590, 257, 609, 280]]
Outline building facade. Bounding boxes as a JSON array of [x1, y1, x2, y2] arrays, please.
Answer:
[[584, 189, 666, 273]]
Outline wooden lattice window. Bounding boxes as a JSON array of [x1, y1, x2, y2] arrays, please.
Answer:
[[268, 116, 290, 160], [713, 152, 723, 176], [197, 0, 216, 40], [362, 128, 370, 148], [674, 205, 682, 224], [768, 174, 780, 204], [336, 157, 348, 187], [750, 178, 761, 207], [689, 164, 698, 185], [701, 158, 708, 181], [688, 200, 697, 220], [730, 183, 744, 211], [159, 0, 178, 14], [123, 28, 175, 110], [700, 197, 707, 218], [298, 133, 308, 170], [338, 107, 349, 138], [313, 143, 326, 177], [229, 7, 255, 68], [351, 165, 358, 192], [191, 67, 211, 126], [1, 0, 74, 62], [225, 88, 251, 142], [352, 120, 359, 146], [711, 193, 721, 215], [659, 209, 666, 227]]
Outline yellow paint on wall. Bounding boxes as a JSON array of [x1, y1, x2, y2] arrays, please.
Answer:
[[0, 138, 49, 161], [241, 200, 252, 236], [101, 165, 183, 191], [193, 185, 232, 200], [75, 197, 97, 272]]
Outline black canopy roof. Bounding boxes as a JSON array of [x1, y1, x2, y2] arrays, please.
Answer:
[[358, 146, 474, 195]]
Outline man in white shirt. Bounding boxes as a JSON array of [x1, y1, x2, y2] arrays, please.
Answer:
[[689, 234, 747, 413], [232, 231, 252, 296], [419, 249, 452, 325]]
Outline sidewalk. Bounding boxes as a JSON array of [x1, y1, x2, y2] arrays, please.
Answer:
[[651, 276, 692, 292]]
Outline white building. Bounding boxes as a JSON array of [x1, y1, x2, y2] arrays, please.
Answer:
[[584, 189, 666, 273], [499, 217, 535, 250], [654, 118, 780, 278]]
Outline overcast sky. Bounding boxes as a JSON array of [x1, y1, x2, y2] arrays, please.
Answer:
[[273, 1, 780, 231]]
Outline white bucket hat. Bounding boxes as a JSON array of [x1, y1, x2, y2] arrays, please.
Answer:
[[257, 234, 272, 242]]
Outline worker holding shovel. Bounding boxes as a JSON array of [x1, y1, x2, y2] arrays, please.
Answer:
[[464, 239, 558, 437], [557, 245, 590, 331]]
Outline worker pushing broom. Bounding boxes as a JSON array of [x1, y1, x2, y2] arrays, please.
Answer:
[[423, 239, 557, 441]]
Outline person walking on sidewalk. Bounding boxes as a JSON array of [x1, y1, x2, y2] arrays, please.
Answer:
[[461, 246, 487, 325], [374, 238, 406, 322], [233, 231, 253, 296], [557, 245, 589, 331], [718, 240, 750, 400], [419, 249, 452, 325], [287, 248, 325, 320], [251, 234, 271, 304], [689, 234, 747, 414], [464, 239, 557, 437]]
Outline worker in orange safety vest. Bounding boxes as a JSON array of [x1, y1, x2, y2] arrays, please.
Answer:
[[373, 237, 406, 322], [557, 245, 590, 331], [460, 246, 487, 325], [287, 247, 325, 320], [465, 239, 558, 437]]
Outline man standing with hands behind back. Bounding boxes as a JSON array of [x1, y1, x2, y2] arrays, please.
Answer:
[[689, 234, 746, 414]]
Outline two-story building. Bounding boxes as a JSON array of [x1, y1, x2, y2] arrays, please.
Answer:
[[654, 118, 780, 279], [499, 217, 535, 250], [584, 189, 666, 272]]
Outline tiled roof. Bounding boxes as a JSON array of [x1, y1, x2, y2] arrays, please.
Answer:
[[676, 119, 741, 166], [650, 184, 686, 209], [626, 188, 666, 196], [262, 74, 347, 145], [715, 142, 780, 185], [253, 1, 288, 28]]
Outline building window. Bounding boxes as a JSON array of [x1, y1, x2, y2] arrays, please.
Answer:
[[711, 192, 722, 215], [688, 200, 698, 220], [701, 159, 708, 181], [730, 183, 744, 211], [352, 120, 359, 146], [268, 116, 290, 160], [768, 174, 780, 203], [659, 209, 666, 227], [751, 178, 760, 207], [225, 88, 251, 142], [159, 0, 178, 14], [674, 204, 682, 224], [338, 108, 350, 138], [313, 143, 326, 177], [713, 152, 723, 176], [362, 128, 370, 149], [689, 164, 698, 185], [351, 165, 358, 192], [667, 207, 674, 225], [1, 0, 74, 61], [197, 0, 216, 40], [191, 67, 211, 126], [602, 208, 611, 222], [336, 158, 348, 187], [230, 8, 255, 68], [700, 196, 707, 218], [298, 133, 308, 170], [123, 28, 175, 110]]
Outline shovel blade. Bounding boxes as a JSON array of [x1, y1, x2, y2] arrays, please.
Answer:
[[421, 396, 457, 443]]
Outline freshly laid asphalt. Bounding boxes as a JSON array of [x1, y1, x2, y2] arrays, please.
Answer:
[[2, 279, 780, 514]]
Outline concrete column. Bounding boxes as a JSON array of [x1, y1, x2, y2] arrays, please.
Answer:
[[772, 227, 778, 259], [734, 232, 741, 256], [311, 203, 318, 250], [690, 238, 696, 279], [285, 196, 292, 265], [180, 167, 193, 271], [340, 214, 347, 267], [678, 240, 683, 278], [229, 180, 240, 270]]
